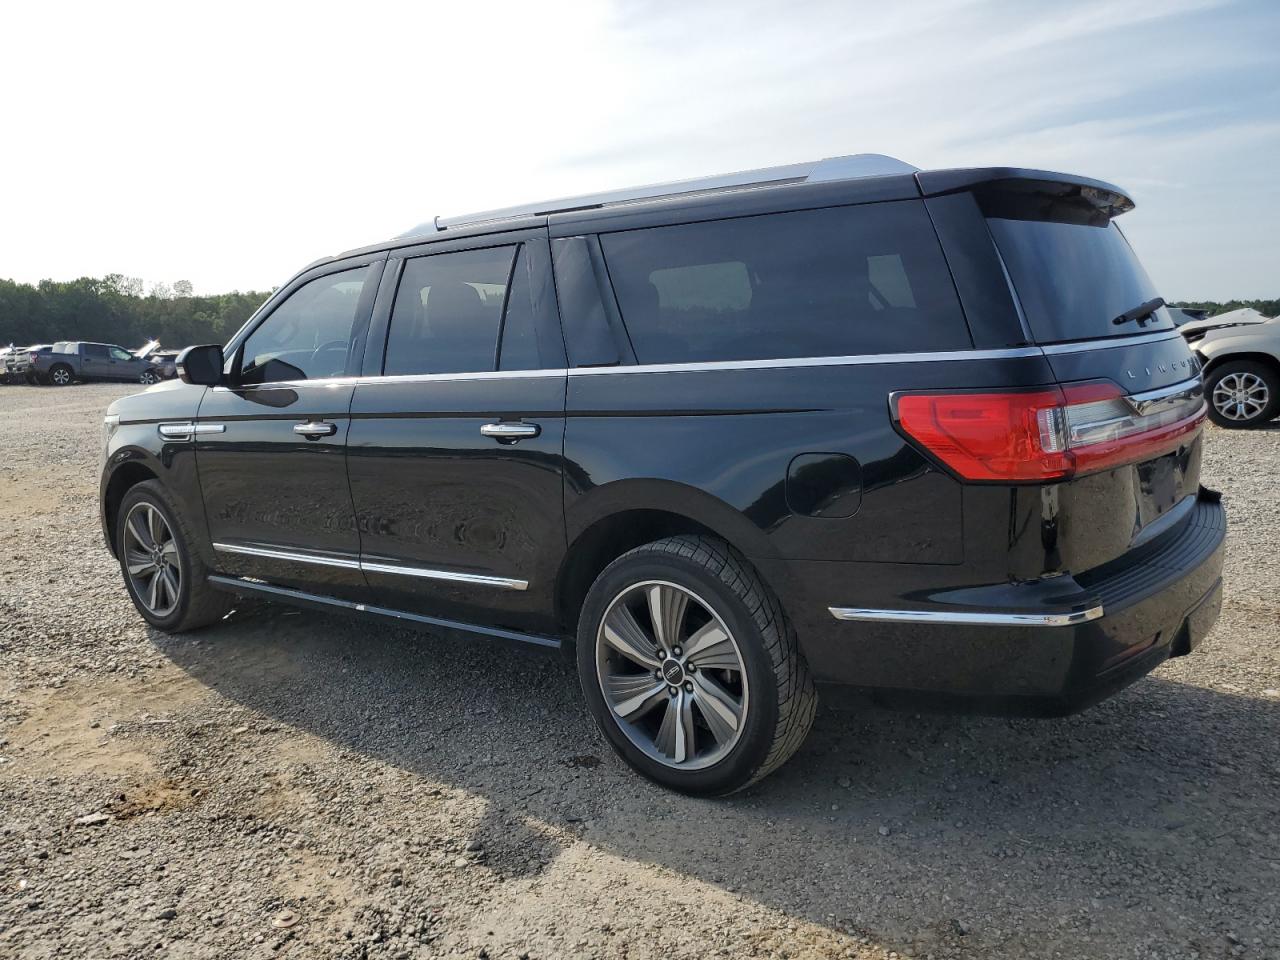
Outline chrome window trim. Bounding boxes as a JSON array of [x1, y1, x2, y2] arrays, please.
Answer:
[[355, 368, 569, 386], [206, 335, 1184, 389], [828, 604, 1104, 627], [212, 542, 528, 591], [567, 346, 1043, 376], [1038, 331, 1181, 355]]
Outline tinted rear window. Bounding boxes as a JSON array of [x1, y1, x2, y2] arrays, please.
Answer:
[[599, 201, 971, 363], [981, 187, 1173, 344]]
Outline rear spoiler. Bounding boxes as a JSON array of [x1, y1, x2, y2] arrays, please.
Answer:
[[916, 167, 1135, 219]]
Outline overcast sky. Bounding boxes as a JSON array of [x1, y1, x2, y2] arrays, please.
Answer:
[[2, 0, 1276, 300]]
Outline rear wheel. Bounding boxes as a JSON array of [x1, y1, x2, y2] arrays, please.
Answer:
[[576, 535, 816, 795], [139, 369, 160, 385], [1205, 359, 1280, 428], [115, 480, 230, 632], [49, 364, 73, 386]]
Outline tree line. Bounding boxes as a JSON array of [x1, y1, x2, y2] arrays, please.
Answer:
[[1, 274, 1273, 352], [0, 276, 272, 351], [1171, 298, 1279, 318]]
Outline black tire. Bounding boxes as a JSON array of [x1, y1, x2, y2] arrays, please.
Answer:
[[1204, 359, 1280, 428], [576, 535, 816, 795], [139, 369, 159, 385], [115, 480, 231, 632], [48, 363, 74, 386]]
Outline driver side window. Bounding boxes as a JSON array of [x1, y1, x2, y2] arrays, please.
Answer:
[[239, 265, 372, 385]]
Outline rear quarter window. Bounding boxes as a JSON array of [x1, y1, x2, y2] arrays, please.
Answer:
[[599, 200, 971, 363]]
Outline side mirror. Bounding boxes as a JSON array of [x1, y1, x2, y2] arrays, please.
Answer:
[[177, 345, 225, 386]]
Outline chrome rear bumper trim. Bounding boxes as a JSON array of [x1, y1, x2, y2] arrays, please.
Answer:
[[828, 605, 1105, 627]]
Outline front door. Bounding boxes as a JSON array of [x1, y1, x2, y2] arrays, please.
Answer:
[[195, 257, 384, 601], [107, 345, 145, 381], [347, 233, 568, 633]]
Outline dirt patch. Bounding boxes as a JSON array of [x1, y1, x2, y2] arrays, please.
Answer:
[[6, 670, 206, 779], [108, 777, 206, 819]]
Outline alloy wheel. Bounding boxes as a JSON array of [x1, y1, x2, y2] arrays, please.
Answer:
[[596, 580, 749, 770], [1212, 371, 1269, 422], [51, 367, 71, 385], [140, 370, 158, 385], [123, 502, 182, 617]]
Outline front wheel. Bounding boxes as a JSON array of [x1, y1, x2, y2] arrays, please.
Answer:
[[139, 369, 160, 385], [48, 364, 74, 386], [577, 535, 816, 795], [1205, 359, 1280, 428], [115, 480, 231, 632]]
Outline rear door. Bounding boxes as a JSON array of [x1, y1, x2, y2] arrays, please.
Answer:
[[81, 343, 111, 379], [194, 256, 384, 601], [347, 230, 568, 634]]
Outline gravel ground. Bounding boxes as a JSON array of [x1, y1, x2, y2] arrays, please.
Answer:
[[1, 381, 1277, 960]]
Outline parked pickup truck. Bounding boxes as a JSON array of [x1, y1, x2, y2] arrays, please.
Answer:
[[3, 344, 60, 384], [35, 341, 163, 386]]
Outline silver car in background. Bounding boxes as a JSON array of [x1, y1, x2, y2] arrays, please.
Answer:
[[1184, 311, 1280, 427]]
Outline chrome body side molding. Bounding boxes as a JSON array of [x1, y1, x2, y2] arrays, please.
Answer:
[[828, 605, 1105, 627], [212, 542, 528, 591]]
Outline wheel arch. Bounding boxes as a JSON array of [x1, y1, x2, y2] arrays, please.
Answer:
[[555, 479, 781, 641], [102, 459, 161, 556], [1200, 349, 1280, 379]]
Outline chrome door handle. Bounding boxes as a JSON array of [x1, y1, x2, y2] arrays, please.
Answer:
[[480, 421, 540, 441], [294, 421, 337, 439]]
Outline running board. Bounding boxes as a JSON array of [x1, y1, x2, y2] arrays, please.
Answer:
[[206, 575, 562, 650]]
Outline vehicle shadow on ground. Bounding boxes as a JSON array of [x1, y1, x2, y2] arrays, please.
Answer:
[[156, 604, 1280, 958]]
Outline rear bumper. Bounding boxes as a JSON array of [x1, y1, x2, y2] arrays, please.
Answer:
[[764, 493, 1226, 715]]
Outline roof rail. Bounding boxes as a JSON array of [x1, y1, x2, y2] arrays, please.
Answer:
[[398, 153, 918, 238]]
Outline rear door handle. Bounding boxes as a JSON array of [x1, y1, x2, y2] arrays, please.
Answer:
[[480, 421, 540, 441], [294, 421, 337, 439]]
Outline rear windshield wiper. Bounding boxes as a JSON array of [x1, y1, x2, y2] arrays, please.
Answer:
[[1112, 297, 1165, 327]]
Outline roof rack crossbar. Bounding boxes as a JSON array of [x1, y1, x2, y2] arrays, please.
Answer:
[[398, 154, 918, 238]]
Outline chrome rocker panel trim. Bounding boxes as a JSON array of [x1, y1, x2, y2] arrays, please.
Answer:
[[828, 605, 1105, 627], [212, 541, 528, 590], [206, 575, 559, 649]]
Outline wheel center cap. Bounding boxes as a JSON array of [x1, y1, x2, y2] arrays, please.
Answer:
[[661, 658, 685, 686]]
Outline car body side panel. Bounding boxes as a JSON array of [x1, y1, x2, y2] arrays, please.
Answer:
[[1193, 322, 1280, 369], [100, 379, 212, 561], [563, 354, 1059, 569]]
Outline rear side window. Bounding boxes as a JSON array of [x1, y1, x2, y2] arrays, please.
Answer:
[[599, 201, 970, 363], [84, 343, 109, 359], [979, 184, 1173, 344]]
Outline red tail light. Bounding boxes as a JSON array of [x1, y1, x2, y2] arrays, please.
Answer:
[[893, 381, 1206, 483]]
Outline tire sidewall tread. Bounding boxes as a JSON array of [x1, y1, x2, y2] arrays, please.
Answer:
[[1205, 359, 1280, 428], [115, 480, 229, 633], [576, 534, 816, 795]]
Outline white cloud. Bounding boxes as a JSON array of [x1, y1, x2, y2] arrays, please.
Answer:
[[0, 0, 1274, 299]]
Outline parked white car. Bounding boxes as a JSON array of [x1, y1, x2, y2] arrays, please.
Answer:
[[1184, 313, 1280, 427]]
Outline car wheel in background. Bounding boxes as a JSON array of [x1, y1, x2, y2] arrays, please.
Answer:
[[576, 534, 817, 795], [139, 369, 160, 385], [48, 364, 74, 386], [1205, 359, 1280, 428], [115, 480, 231, 632]]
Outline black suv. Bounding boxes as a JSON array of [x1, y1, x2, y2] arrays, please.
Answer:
[[100, 155, 1225, 794]]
